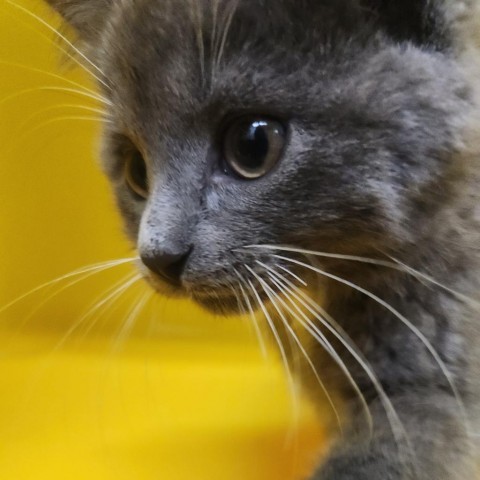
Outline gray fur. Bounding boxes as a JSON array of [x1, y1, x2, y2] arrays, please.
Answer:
[[45, 0, 480, 478]]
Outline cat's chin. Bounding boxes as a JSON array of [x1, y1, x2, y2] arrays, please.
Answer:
[[191, 287, 271, 317], [191, 292, 242, 316], [143, 273, 250, 316], [153, 287, 244, 316]]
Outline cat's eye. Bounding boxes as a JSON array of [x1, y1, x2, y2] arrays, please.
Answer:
[[222, 117, 287, 179], [125, 148, 149, 199]]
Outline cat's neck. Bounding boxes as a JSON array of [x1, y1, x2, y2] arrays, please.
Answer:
[[319, 244, 480, 396]]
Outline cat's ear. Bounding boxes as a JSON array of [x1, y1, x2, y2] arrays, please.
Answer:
[[360, 0, 447, 48], [44, 0, 112, 40]]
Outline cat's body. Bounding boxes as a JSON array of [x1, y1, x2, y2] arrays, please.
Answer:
[[45, 1, 480, 478]]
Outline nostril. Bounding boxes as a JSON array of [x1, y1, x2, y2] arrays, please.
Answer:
[[162, 251, 191, 284], [140, 247, 192, 287]]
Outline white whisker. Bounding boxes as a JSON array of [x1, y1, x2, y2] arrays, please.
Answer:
[[261, 265, 375, 436], [387, 255, 480, 308], [5, 0, 110, 90], [233, 267, 268, 358], [243, 244, 397, 267], [265, 267, 419, 467], [230, 283, 245, 314], [55, 273, 142, 349], [244, 244, 480, 308], [0, 61, 110, 102], [209, 0, 221, 85], [0, 257, 138, 316], [273, 253, 469, 433], [21, 274, 143, 402], [8, 262, 133, 338], [276, 264, 308, 287], [110, 290, 153, 353], [255, 270, 344, 436], [214, 0, 240, 73], [16, 115, 109, 143], [18, 104, 108, 132], [243, 265, 300, 432], [0, 86, 110, 108], [189, 0, 206, 87]]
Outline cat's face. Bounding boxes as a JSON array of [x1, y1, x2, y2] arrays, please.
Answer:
[[47, 0, 471, 313]]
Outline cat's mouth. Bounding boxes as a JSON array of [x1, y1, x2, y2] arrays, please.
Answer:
[[192, 287, 271, 316], [190, 290, 242, 315], [140, 266, 269, 316]]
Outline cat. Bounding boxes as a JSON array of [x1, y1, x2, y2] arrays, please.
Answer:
[[44, 0, 480, 478]]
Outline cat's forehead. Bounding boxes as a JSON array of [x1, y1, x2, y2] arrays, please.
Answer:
[[100, 0, 454, 144], [110, 0, 355, 39], [102, 0, 365, 128], [104, 0, 333, 82]]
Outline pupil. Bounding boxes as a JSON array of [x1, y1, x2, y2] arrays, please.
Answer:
[[237, 122, 269, 170]]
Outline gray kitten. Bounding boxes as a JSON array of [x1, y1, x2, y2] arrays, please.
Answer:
[[45, 0, 480, 478]]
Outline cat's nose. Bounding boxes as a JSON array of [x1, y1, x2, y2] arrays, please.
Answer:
[[140, 247, 192, 287]]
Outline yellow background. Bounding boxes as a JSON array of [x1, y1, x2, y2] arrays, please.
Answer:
[[0, 1, 326, 478]]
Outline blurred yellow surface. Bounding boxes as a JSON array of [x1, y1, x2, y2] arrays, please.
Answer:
[[0, 1, 326, 479]]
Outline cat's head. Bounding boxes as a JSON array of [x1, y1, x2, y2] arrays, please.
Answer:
[[46, 0, 474, 313]]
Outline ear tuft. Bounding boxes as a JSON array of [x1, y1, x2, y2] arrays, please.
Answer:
[[44, 0, 112, 39]]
